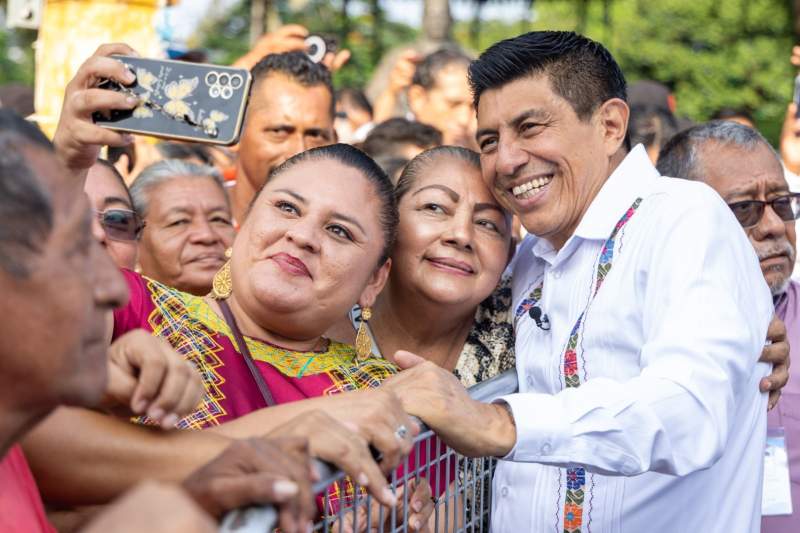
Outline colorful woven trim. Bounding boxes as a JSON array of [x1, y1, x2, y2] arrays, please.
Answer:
[[561, 198, 641, 533]]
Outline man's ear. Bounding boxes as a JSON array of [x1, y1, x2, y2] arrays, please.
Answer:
[[358, 258, 391, 309], [407, 85, 427, 117], [596, 98, 629, 157]]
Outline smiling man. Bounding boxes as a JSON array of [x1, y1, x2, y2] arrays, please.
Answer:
[[383, 31, 775, 533]]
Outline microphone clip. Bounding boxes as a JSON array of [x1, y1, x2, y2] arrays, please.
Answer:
[[529, 305, 551, 331]]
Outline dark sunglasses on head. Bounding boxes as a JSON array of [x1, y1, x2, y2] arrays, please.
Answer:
[[727, 193, 800, 228], [96, 209, 145, 242]]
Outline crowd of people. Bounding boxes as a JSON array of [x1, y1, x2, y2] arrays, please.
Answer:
[[2, 20, 800, 533]]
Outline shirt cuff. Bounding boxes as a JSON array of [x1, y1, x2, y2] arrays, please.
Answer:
[[494, 392, 572, 462]]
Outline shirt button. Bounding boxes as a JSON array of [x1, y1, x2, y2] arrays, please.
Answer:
[[541, 442, 552, 454], [526, 375, 534, 387], [501, 486, 509, 497], [552, 270, 562, 279]]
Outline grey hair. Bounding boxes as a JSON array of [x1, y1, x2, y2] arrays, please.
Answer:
[[0, 110, 54, 278], [130, 159, 228, 217], [656, 120, 780, 180]]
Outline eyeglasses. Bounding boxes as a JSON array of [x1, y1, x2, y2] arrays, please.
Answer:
[[96, 209, 145, 242], [727, 193, 800, 228]]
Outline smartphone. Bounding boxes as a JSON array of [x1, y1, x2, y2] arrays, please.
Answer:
[[93, 56, 252, 146]]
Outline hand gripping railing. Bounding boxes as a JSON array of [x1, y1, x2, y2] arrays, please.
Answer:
[[220, 369, 519, 533]]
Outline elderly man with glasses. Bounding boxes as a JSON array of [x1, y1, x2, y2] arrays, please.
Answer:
[[658, 120, 800, 532]]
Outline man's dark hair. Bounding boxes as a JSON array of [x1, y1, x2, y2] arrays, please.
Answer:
[[262, 144, 398, 267], [412, 48, 472, 90], [250, 51, 334, 116], [468, 31, 627, 120], [362, 118, 443, 160], [155, 141, 214, 166], [656, 120, 775, 180], [628, 107, 679, 153], [336, 88, 373, 118], [374, 156, 409, 185], [711, 107, 755, 125], [94, 158, 134, 206], [0, 109, 54, 277]]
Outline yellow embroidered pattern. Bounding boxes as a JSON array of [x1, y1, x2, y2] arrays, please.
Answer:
[[141, 277, 398, 431], [146, 279, 229, 429]]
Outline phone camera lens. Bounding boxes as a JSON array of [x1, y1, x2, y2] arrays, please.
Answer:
[[230, 75, 243, 89], [304, 35, 327, 63], [219, 73, 230, 86], [206, 72, 218, 85]]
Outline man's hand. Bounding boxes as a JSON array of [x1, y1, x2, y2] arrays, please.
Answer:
[[320, 388, 421, 477], [382, 351, 516, 458], [104, 330, 205, 428], [387, 49, 421, 95], [372, 49, 421, 123], [233, 24, 351, 72], [53, 43, 141, 173], [81, 481, 216, 533], [183, 437, 315, 533], [268, 410, 403, 507], [759, 315, 790, 410]]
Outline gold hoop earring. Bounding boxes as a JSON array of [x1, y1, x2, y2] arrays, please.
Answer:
[[355, 307, 373, 360], [211, 248, 233, 299]]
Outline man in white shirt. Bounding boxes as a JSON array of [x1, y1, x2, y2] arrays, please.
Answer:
[[384, 31, 774, 532]]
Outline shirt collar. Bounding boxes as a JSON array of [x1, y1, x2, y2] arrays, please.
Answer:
[[572, 144, 659, 241], [527, 145, 659, 265]]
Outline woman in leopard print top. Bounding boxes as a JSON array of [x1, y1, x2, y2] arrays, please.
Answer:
[[330, 146, 515, 386]]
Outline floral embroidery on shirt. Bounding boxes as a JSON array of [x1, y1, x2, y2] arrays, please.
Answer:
[[561, 198, 642, 533]]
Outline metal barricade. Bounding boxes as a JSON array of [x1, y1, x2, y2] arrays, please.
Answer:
[[220, 369, 519, 533]]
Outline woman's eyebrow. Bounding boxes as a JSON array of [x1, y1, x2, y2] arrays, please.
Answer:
[[412, 184, 460, 202], [102, 196, 133, 210], [331, 212, 366, 236], [274, 189, 307, 204]]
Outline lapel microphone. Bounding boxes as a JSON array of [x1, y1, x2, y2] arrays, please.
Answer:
[[529, 306, 551, 330]]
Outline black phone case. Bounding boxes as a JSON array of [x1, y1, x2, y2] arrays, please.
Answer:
[[93, 56, 251, 146]]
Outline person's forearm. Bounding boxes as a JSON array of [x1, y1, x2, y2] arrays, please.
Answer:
[[484, 402, 517, 457], [22, 407, 231, 506], [208, 395, 348, 439], [372, 89, 403, 124], [232, 49, 262, 70]]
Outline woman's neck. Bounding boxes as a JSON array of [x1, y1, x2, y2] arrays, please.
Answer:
[[208, 295, 326, 353], [371, 281, 475, 371]]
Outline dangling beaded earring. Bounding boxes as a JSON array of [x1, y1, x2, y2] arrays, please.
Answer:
[[211, 248, 233, 299], [355, 307, 373, 360]]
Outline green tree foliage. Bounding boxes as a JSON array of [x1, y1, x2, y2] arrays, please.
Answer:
[[198, 0, 418, 89], [197, 1, 252, 66], [460, 0, 795, 143], [0, 25, 36, 86], [3, 0, 790, 143]]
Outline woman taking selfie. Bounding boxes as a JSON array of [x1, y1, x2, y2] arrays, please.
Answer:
[[111, 143, 438, 526]]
